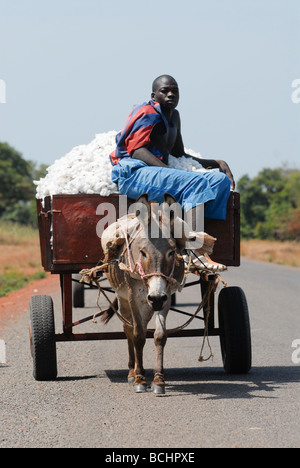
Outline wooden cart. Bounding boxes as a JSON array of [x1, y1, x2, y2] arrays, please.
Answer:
[[29, 192, 252, 381]]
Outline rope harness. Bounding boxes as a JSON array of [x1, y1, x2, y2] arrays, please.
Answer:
[[80, 226, 227, 362], [118, 227, 180, 290]]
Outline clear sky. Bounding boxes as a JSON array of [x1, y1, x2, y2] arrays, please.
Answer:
[[0, 0, 299, 182]]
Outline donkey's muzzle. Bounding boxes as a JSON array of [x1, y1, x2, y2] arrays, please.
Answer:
[[147, 293, 168, 311]]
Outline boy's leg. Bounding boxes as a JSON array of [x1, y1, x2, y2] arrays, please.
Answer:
[[201, 171, 231, 220]]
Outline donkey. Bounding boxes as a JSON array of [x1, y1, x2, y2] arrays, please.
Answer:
[[101, 193, 189, 394]]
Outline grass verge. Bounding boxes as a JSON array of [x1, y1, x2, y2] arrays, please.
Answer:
[[0, 221, 46, 297], [241, 239, 300, 268], [0, 222, 39, 246], [0, 269, 46, 298]]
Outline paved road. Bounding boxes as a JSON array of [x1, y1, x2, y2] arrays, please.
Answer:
[[0, 259, 299, 448]]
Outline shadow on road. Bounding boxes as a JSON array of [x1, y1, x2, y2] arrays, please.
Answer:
[[105, 366, 300, 399]]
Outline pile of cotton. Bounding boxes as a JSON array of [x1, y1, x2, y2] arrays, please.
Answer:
[[169, 150, 206, 172], [34, 131, 206, 200], [34, 131, 118, 199]]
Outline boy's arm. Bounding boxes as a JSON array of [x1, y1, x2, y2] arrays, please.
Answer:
[[132, 147, 168, 167]]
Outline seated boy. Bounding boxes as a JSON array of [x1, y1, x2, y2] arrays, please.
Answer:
[[110, 75, 235, 271]]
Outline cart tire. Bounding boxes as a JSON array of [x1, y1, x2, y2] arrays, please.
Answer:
[[30, 295, 57, 381], [218, 287, 252, 374], [73, 275, 85, 308]]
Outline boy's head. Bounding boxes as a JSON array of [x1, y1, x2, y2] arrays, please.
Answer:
[[151, 75, 179, 110]]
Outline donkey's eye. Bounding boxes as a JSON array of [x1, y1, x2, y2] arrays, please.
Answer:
[[167, 250, 175, 259], [140, 250, 147, 258]]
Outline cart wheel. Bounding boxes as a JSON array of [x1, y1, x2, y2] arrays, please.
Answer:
[[30, 295, 57, 381], [73, 275, 85, 308], [218, 287, 252, 374]]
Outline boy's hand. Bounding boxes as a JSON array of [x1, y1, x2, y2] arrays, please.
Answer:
[[216, 160, 235, 190]]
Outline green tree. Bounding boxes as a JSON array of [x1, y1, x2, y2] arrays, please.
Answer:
[[0, 142, 34, 215], [0, 142, 47, 225], [238, 167, 300, 241]]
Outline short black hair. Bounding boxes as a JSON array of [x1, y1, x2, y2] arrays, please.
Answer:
[[152, 75, 178, 92]]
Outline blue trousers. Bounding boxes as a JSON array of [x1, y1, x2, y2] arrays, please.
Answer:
[[112, 159, 231, 220]]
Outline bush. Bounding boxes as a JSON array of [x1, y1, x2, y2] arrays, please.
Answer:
[[238, 167, 300, 241], [2, 200, 38, 227]]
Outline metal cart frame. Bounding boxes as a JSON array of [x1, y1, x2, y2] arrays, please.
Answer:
[[30, 192, 251, 380]]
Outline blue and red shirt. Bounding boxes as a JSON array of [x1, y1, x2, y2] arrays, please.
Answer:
[[110, 100, 168, 166]]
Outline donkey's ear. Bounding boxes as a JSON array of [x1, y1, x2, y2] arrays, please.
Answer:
[[163, 193, 177, 206], [162, 193, 181, 235], [132, 193, 151, 225], [136, 193, 149, 206]]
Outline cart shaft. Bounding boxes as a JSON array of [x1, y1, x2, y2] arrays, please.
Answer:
[[55, 328, 221, 342]]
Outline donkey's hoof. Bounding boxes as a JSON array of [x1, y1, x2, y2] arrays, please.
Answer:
[[134, 383, 147, 393], [151, 384, 166, 395], [128, 376, 135, 386]]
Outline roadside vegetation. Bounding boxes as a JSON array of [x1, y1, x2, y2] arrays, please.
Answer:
[[0, 142, 47, 296], [238, 166, 300, 269], [238, 167, 300, 242], [241, 239, 300, 268], [0, 222, 46, 297]]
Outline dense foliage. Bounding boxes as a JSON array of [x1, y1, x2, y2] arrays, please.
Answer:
[[0, 142, 47, 226], [238, 168, 300, 241]]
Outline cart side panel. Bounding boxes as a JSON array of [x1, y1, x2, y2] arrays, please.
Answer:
[[37, 192, 240, 273], [205, 192, 240, 266], [51, 194, 128, 268]]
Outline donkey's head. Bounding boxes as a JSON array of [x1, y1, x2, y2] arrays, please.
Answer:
[[129, 194, 185, 311]]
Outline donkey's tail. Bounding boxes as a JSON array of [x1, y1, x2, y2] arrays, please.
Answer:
[[99, 297, 118, 324]]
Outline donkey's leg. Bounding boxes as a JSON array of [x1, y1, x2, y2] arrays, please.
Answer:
[[127, 289, 148, 393], [118, 297, 136, 385], [132, 324, 147, 393], [152, 310, 168, 395], [123, 323, 135, 385]]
